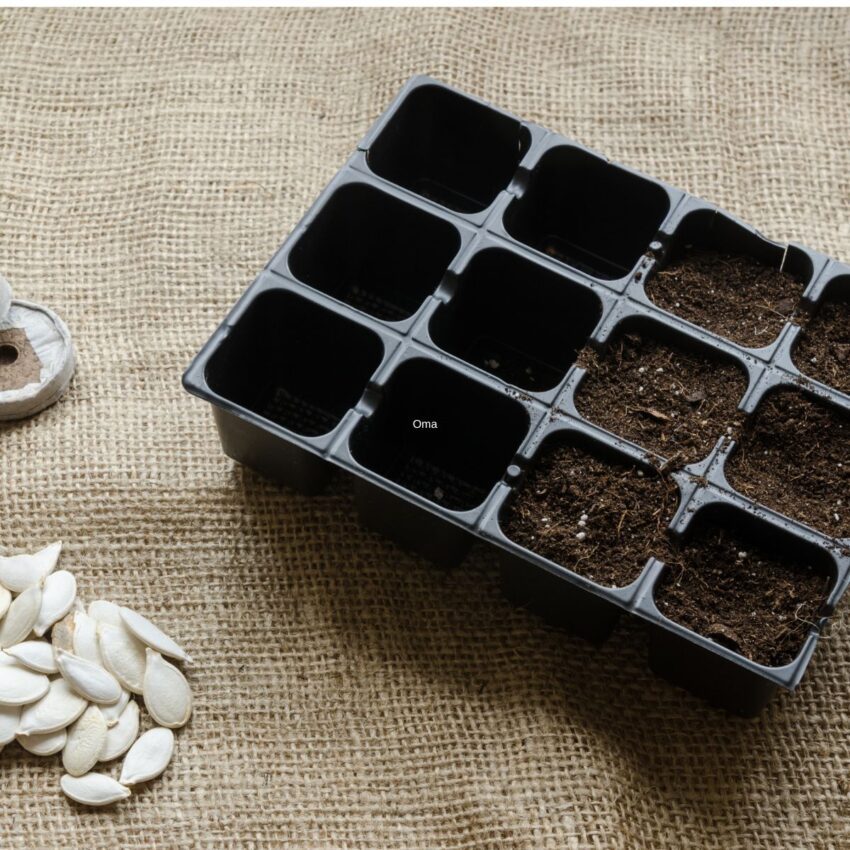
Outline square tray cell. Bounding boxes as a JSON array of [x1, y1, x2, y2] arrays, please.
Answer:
[[504, 146, 670, 280], [725, 388, 850, 538], [793, 275, 850, 396], [575, 318, 748, 466], [655, 503, 833, 667], [367, 84, 530, 214], [205, 289, 384, 437], [644, 209, 810, 348], [350, 358, 529, 511], [500, 432, 680, 588], [286, 182, 461, 322], [428, 248, 602, 391]]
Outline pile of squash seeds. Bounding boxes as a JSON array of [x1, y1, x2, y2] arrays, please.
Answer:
[[0, 542, 192, 806]]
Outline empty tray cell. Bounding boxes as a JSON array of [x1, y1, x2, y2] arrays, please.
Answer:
[[205, 290, 384, 437], [645, 209, 809, 348], [287, 183, 460, 322], [503, 146, 669, 280], [725, 388, 850, 538], [656, 504, 833, 667], [575, 320, 747, 466], [793, 275, 850, 396], [350, 359, 529, 511], [429, 248, 602, 391], [501, 434, 680, 587], [367, 84, 530, 214]]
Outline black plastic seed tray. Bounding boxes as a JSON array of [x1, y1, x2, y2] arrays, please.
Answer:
[[184, 76, 850, 717]]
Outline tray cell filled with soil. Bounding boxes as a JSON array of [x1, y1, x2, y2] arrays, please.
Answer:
[[792, 275, 850, 396], [428, 248, 602, 391], [205, 289, 384, 438], [501, 436, 679, 587], [503, 145, 670, 280], [366, 83, 530, 214], [725, 388, 850, 538], [655, 504, 833, 667], [350, 359, 529, 511], [286, 182, 461, 322], [574, 323, 747, 466], [644, 210, 808, 348]]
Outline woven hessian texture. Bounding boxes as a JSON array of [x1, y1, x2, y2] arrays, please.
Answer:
[[1, 8, 848, 849]]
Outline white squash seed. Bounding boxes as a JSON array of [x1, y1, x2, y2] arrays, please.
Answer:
[[0, 542, 61, 593], [0, 583, 43, 649], [0, 703, 20, 745], [120, 606, 192, 663], [52, 611, 76, 653], [6, 639, 59, 674], [19, 677, 87, 735], [88, 600, 123, 627], [72, 612, 103, 666], [0, 656, 50, 706], [56, 649, 122, 705], [100, 686, 130, 728], [63, 704, 108, 777], [98, 623, 147, 694], [99, 700, 139, 762], [143, 649, 192, 729], [34, 570, 77, 637], [60, 772, 131, 806], [0, 586, 10, 620], [119, 726, 174, 785], [18, 727, 67, 756]]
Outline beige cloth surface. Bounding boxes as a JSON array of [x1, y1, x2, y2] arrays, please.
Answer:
[[0, 8, 848, 849]]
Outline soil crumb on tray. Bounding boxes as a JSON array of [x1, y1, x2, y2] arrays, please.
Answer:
[[645, 247, 803, 348], [501, 443, 678, 587], [576, 333, 746, 467], [656, 525, 830, 667], [725, 389, 850, 538], [793, 297, 850, 396]]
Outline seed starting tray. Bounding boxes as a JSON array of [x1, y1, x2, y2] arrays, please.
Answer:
[[184, 77, 850, 716]]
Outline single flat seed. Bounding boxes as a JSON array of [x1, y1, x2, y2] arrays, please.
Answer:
[[0, 703, 20, 745], [19, 677, 87, 735], [119, 726, 174, 785], [0, 586, 10, 620], [34, 570, 77, 637], [60, 772, 131, 807], [52, 611, 77, 654], [0, 542, 61, 593], [56, 650, 122, 705], [88, 600, 123, 627], [0, 656, 50, 706], [98, 623, 146, 694], [100, 687, 131, 728], [120, 607, 192, 663], [0, 583, 43, 649], [143, 649, 192, 729], [63, 704, 108, 777], [18, 726, 67, 756], [72, 612, 103, 666], [6, 640, 59, 674], [100, 700, 139, 762]]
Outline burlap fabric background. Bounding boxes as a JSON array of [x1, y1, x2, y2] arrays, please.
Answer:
[[1, 8, 848, 849]]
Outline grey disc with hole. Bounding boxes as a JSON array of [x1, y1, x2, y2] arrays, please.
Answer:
[[0, 274, 75, 421]]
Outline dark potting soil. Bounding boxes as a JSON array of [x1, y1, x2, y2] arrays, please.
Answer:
[[656, 525, 830, 667], [645, 248, 803, 348], [501, 443, 679, 587], [575, 333, 746, 467], [793, 298, 850, 396], [725, 389, 850, 538]]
